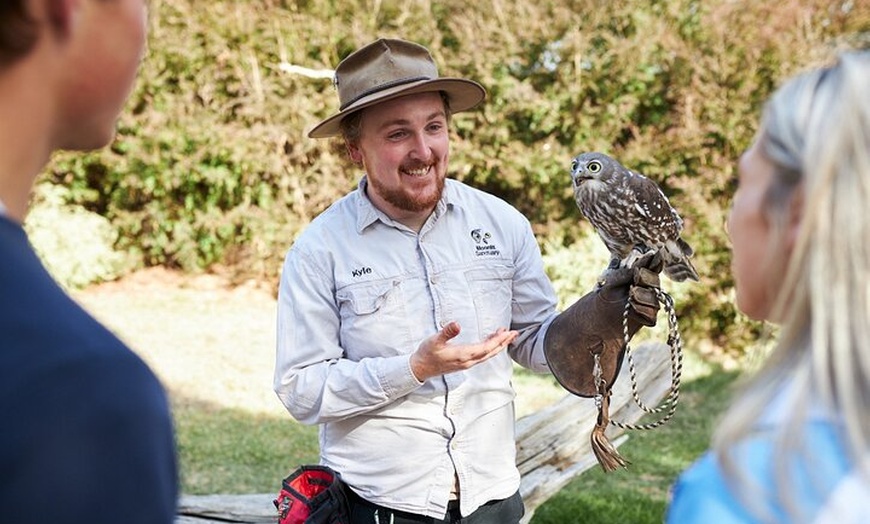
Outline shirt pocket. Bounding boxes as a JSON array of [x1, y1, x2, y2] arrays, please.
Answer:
[[464, 264, 515, 338], [335, 279, 411, 358]]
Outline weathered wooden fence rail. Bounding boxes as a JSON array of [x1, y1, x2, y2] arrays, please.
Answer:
[[177, 341, 672, 523]]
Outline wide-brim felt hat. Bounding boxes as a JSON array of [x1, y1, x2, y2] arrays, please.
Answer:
[[307, 38, 486, 138]]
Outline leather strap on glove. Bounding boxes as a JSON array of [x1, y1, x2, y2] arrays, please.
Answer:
[[543, 253, 663, 471]]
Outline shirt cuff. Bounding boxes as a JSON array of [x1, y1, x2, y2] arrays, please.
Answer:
[[378, 354, 424, 398]]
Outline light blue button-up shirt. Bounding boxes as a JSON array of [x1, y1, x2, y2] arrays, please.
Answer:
[[274, 177, 559, 518]]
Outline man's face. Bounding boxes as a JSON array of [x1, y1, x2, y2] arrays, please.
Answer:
[[348, 92, 450, 222], [55, 0, 148, 150]]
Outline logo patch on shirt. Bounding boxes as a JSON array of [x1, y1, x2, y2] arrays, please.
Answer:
[[471, 228, 500, 256]]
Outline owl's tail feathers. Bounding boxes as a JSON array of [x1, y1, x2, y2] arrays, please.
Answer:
[[662, 238, 700, 282], [664, 258, 700, 282]]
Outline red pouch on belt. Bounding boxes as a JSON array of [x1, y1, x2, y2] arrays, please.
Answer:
[[274, 465, 350, 524]]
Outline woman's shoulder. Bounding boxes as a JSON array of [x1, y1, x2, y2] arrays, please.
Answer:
[[667, 418, 862, 524], [666, 450, 761, 523]]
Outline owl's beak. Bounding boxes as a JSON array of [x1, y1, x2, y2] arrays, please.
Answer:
[[573, 175, 591, 187]]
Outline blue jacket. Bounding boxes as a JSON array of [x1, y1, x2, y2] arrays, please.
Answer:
[[667, 393, 867, 523], [0, 216, 178, 523]]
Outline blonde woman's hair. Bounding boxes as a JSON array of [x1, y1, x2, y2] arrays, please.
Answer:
[[713, 50, 870, 523]]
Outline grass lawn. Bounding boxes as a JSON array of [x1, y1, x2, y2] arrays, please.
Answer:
[[529, 367, 739, 523], [75, 268, 741, 522]]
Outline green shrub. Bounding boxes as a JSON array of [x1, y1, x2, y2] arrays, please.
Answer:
[[39, 0, 869, 358], [24, 184, 138, 289]]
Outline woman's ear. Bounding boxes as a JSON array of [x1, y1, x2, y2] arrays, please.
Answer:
[[786, 186, 804, 251]]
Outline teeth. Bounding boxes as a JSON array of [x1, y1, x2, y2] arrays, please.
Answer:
[[405, 167, 429, 176]]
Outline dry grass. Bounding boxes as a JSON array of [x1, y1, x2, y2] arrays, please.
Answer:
[[74, 267, 288, 417], [74, 268, 566, 420]]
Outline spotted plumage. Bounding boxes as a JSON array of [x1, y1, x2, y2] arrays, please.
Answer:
[[571, 152, 699, 282]]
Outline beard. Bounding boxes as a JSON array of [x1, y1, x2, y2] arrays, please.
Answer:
[[367, 170, 446, 213]]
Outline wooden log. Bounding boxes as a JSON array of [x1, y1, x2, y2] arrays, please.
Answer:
[[176, 341, 673, 523], [176, 493, 275, 523]]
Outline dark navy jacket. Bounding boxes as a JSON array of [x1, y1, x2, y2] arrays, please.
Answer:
[[0, 216, 178, 523]]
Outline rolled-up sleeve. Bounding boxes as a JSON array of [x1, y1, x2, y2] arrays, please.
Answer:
[[506, 216, 558, 372]]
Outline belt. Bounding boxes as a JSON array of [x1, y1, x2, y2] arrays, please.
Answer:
[[348, 490, 460, 523]]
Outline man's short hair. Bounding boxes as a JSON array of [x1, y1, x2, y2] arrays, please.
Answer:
[[339, 91, 453, 144], [0, 0, 39, 66]]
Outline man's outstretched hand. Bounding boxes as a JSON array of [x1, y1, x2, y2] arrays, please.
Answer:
[[410, 322, 518, 382]]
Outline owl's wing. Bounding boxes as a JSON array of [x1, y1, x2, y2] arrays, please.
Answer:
[[628, 171, 683, 234]]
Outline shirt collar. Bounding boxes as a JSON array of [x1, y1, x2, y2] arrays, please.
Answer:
[[354, 176, 458, 233], [0, 196, 6, 217], [355, 177, 382, 232]]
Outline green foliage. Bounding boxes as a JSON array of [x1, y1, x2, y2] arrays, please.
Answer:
[[40, 0, 869, 357], [542, 231, 612, 308], [24, 184, 138, 289]]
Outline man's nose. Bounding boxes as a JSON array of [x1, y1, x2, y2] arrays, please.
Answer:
[[408, 133, 432, 160]]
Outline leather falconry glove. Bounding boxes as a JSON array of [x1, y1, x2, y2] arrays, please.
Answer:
[[543, 252, 663, 471]]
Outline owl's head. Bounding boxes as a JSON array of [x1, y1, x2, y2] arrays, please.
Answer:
[[570, 152, 620, 191]]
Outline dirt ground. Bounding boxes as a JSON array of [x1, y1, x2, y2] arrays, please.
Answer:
[[74, 268, 565, 419], [74, 267, 288, 417]]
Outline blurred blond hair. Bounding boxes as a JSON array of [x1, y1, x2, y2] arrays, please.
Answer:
[[713, 50, 870, 523]]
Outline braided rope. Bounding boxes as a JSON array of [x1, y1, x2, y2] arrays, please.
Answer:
[[610, 288, 683, 431]]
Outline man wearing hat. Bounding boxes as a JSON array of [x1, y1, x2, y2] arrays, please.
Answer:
[[274, 38, 661, 523]]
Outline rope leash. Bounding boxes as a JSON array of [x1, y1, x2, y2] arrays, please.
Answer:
[[609, 288, 683, 431]]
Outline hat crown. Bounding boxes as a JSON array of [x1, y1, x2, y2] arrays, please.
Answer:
[[307, 38, 485, 138], [336, 39, 439, 110]]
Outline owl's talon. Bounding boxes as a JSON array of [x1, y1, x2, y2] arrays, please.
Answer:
[[623, 247, 648, 270]]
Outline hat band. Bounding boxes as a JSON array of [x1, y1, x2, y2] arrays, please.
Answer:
[[339, 75, 432, 110]]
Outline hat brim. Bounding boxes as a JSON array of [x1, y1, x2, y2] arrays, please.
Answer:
[[307, 78, 486, 138]]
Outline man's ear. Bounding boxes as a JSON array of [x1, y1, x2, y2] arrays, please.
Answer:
[[44, 0, 79, 38], [346, 140, 363, 165]]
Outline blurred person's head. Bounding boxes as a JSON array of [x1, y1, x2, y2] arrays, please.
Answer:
[[0, 0, 147, 222], [719, 49, 870, 522], [0, 0, 147, 150]]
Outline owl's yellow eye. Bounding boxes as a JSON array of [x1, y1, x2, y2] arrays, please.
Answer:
[[588, 161, 602, 173], [571, 159, 578, 171]]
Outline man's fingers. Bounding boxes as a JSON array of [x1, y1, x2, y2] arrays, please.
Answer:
[[414, 325, 517, 381], [439, 321, 461, 342], [488, 328, 518, 346], [465, 329, 516, 363]]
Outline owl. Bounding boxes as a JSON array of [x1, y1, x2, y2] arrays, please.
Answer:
[[570, 152, 699, 282]]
